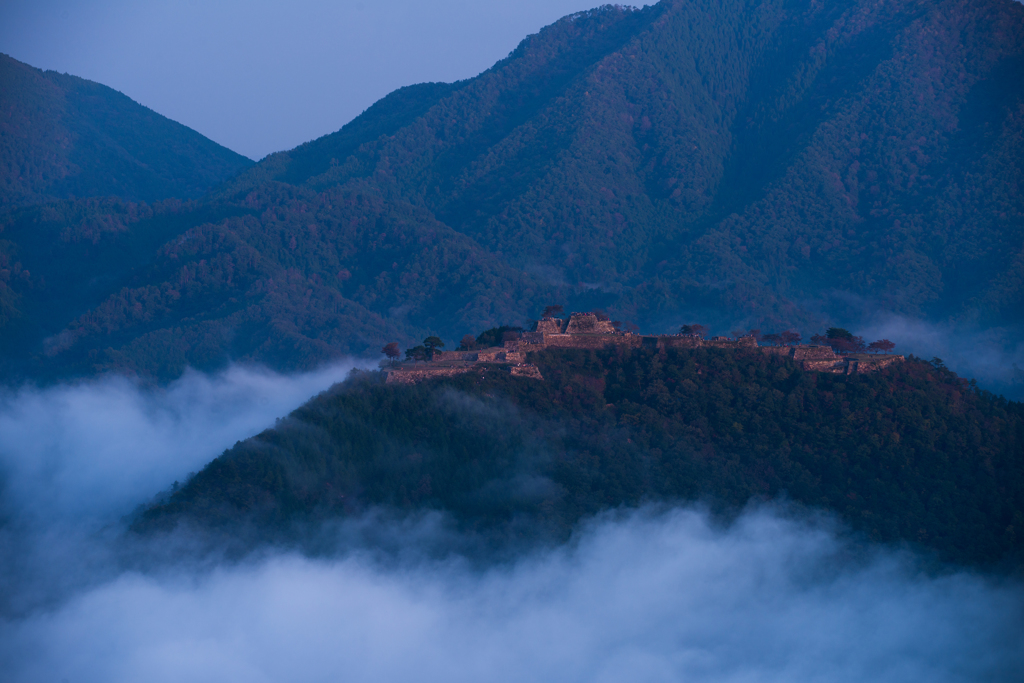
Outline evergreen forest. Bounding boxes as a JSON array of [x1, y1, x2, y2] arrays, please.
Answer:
[[137, 347, 1024, 573]]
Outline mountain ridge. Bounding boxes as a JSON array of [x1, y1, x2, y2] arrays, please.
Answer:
[[0, 52, 253, 210], [1, 0, 1022, 389]]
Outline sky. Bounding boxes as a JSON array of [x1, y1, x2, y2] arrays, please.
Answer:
[[0, 0, 619, 160]]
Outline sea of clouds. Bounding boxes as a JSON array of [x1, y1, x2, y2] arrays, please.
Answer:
[[0, 363, 1022, 682]]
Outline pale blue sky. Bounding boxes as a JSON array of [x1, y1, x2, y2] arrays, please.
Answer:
[[0, 0, 626, 159]]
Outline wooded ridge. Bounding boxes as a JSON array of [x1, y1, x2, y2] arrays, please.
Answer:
[[2, 0, 1022, 385]]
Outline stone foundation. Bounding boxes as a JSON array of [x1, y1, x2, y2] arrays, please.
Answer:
[[392, 313, 904, 384], [384, 361, 543, 384], [564, 312, 617, 335], [758, 345, 904, 374]]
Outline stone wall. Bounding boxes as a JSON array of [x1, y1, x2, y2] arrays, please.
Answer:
[[792, 346, 839, 361], [759, 344, 905, 374], [433, 350, 480, 362], [564, 313, 617, 335], [384, 364, 479, 384], [535, 318, 566, 334], [416, 313, 905, 385], [433, 347, 510, 362], [846, 355, 905, 373], [539, 333, 642, 350], [384, 362, 543, 384], [704, 335, 758, 349]]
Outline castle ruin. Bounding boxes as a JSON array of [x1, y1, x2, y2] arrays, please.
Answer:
[[383, 312, 903, 384]]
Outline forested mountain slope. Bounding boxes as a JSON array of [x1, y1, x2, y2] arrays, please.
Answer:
[[136, 347, 1024, 572], [2, 0, 1022, 382], [0, 53, 252, 209]]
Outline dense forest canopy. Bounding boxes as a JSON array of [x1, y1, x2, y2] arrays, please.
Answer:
[[137, 347, 1024, 573], [0, 53, 252, 210], [1, 0, 1022, 385]]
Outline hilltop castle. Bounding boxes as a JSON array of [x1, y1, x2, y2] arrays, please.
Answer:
[[384, 312, 903, 384]]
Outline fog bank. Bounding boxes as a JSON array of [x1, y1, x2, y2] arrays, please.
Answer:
[[0, 361, 367, 524], [0, 361, 370, 614], [2, 507, 1022, 683], [0, 363, 1021, 682]]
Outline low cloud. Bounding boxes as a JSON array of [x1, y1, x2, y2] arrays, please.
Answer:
[[857, 314, 1024, 399], [0, 361, 369, 524], [2, 507, 1022, 683], [0, 361, 369, 614], [0, 365, 1021, 682]]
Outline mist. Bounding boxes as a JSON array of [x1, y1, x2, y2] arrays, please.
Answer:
[[1, 508, 1022, 683], [0, 361, 370, 524], [856, 314, 1024, 400], [0, 364, 1021, 681], [0, 361, 370, 614]]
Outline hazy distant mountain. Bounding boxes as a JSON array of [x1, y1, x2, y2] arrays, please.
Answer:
[[0, 53, 252, 210], [2, 0, 1022, 382]]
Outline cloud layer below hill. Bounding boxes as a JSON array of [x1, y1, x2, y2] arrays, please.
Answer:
[[0, 364, 1021, 682], [0, 362, 366, 524], [857, 314, 1024, 400], [3, 508, 1023, 683]]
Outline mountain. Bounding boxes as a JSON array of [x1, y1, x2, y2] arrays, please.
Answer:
[[2, 0, 1022, 383], [0, 53, 252, 210], [135, 346, 1024, 571]]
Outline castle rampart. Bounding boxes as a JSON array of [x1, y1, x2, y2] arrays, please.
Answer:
[[385, 312, 904, 384]]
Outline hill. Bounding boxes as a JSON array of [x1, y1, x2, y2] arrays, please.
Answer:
[[135, 345, 1024, 571], [0, 53, 252, 210], [2, 0, 1022, 383]]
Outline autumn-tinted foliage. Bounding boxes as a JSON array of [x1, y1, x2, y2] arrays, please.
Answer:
[[137, 348, 1024, 572]]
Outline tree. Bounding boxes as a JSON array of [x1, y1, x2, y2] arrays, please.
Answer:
[[817, 329, 865, 353], [542, 305, 564, 318], [780, 330, 801, 346], [762, 333, 781, 346], [680, 324, 707, 337], [381, 342, 400, 364], [826, 327, 854, 341], [457, 334, 477, 351], [594, 309, 611, 322], [813, 331, 861, 352], [423, 336, 445, 360], [475, 326, 524, 348], [405, 345, 427, 361], [868, 339, 895, 354]]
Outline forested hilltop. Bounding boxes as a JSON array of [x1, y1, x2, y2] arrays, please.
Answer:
[[137, 346, 1024, 572], [2, 0, 1023, 383], [0, 54, 252, 210]]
